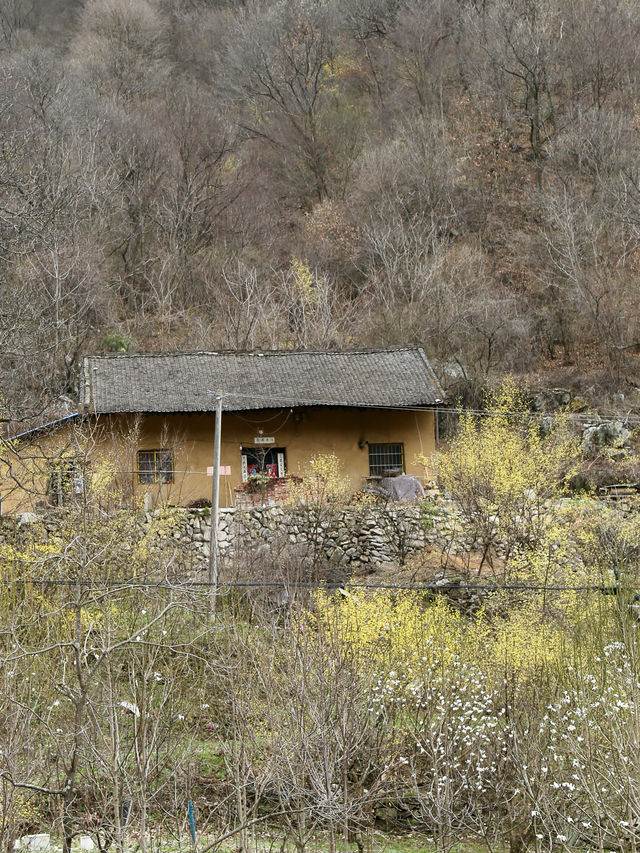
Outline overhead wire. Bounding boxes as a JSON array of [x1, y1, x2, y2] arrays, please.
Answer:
[[232, 410, 291, 425], [199, 390, 640, 424], [7, 396, 638, 442], [0, 577, 633, 592]]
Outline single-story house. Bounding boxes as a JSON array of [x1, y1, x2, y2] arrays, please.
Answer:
[[1, 347, 445, 513]]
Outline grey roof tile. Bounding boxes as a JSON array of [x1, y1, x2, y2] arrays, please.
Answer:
[[83, 348, 445, 413]]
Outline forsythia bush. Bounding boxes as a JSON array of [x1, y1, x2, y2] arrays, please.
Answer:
[[433, 380, 580, 514], [426, 379, 581, 580], [314, 589, 565, 678]]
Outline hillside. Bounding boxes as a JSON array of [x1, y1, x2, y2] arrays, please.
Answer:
[[2, 0, 640, 425]]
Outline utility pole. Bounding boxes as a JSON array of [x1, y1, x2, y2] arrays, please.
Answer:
[[209, 391, 223, 620]]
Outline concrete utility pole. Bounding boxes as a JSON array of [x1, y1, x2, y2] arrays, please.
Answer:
[[209, 391, 223, 620]]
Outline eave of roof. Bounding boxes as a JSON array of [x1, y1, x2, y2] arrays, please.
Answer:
[[6, 413, 80, 443]]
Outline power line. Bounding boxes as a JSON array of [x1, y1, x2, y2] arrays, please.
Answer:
[[204, 390, 640, 424], [5, 400, 639, 448], [0, 577, 632, 592], [234, 410, 293, 425]]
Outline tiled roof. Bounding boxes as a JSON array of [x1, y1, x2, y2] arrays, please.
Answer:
[[82, 348, 445, 414]]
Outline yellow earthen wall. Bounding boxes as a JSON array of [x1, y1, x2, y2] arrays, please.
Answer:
[[1, 407, 436, 512]]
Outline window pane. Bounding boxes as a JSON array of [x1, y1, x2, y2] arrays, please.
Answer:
[[138, 450, 173, 484], [138, 452, 156, 484], [156, 451, 173, 483], [368, 444, 404, 476], [46, 463, 77, 505]]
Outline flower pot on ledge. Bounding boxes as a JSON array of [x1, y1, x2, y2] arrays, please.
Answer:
[[234, 476, 302, 508]]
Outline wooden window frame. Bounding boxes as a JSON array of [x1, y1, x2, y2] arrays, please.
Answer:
[[137, 449, 174, 484]]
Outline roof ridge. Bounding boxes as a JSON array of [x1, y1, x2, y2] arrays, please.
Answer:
[[85, 346, 425, 360]]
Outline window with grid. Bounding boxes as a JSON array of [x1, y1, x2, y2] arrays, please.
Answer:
[[137, 450, 174, 484], [368, 443, 405, 476], [46, 460, 83, 506]]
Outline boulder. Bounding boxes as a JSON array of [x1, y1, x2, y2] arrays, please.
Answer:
[[17, 513, 41, 526], [20, 836, 50, 852], [582, 421, 632, 453]]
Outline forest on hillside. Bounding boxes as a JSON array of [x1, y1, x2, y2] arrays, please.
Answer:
[[2, 0, 640, 426]]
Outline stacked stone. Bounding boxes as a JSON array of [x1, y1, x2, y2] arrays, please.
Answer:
[[154, 504, 442, 570], [9, 494, 632, 572]]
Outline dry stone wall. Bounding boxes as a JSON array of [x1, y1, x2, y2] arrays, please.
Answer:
[[145, 502, 467, 571], [0, 501, 472, 571], [5, 495, 640, 579]]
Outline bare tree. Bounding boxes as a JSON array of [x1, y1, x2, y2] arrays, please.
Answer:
[[473, 0, 565, 185], [220, 0, 354, 204], [537, 178, 640, 376], [0, 0, 38, 50], [72, 0, 170, 103]]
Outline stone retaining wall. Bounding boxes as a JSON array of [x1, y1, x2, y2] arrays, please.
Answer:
[[9, 494, 581, 572], [4, 494, 639, 577], [144, 501, 469, 572], [1, 502, 463, 572]]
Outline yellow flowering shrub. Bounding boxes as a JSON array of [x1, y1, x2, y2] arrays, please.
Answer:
[[290, 257, 320, 307], [428, 378, 580, 578], [288, 452, 352, 506], [434, 379, 579, 515], [314, 589, 566, 684]]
